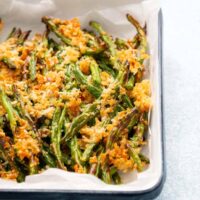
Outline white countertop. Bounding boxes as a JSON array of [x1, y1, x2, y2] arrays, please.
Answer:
[[156, 0, 200, 199]]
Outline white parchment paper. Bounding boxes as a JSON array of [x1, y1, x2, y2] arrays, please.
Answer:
[[0, 0, 161, 192]]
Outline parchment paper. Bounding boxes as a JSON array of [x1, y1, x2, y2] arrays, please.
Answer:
[[0, 0, 161, 192]]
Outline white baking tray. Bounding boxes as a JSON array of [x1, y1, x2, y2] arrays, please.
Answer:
[[0, 0, 163, 195]]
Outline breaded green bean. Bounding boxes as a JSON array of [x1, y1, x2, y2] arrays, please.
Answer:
[[0, 88, 16, 133]]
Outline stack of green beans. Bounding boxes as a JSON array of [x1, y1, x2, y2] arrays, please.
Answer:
[[0, 14, 150, 184]]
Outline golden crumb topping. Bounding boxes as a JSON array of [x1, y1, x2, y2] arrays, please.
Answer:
[[131, 80, 152, 112], [0, 14, 150, 184]]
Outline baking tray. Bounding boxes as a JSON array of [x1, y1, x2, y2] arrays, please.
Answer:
[[0, 2, 164, 199]]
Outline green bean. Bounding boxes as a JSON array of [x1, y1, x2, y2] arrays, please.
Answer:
[[0, 141, 8, 167], [6, 27, 30, 44], [14, 158, 27, 182], [98, 59, 116, 78], [29, 52, 37, 81], [42, 17, 102, 55], [139, 153, 150, 164], [90, 21, 116, 58], [95, 159, 101, 177], [62, 102, 100, 142], [101, 169, 112, 184], [16, 170, 26, 183], [90, 21, 119, 69], [128, 145, 143, 172], [7, 27, 17, 39], [121, 94, 134, 108], [65, 64, 73, 82], [112, 172, 121, 184], [84, 33, 103, 55], [106, 108, 138, 149], [41, 147, 57, 168], [42, 17, 71, 45], [17, 30, 31, 45], [29, 162, 38, 175], [128, 119, 147, 171], [0, 136, 25, 182], [1, 57, 16, 69], [0, 116, 4, 128], [90, 59, 101, 87], [130, 123, 145, 148], [131, 33, 140, 49], [125, 75, 135, 90], [100, 157, 116, 184], [127, 113, 140, 132], [81, 143, 96, 162], [0, 88, 16, 133], [62, 152, 72, 166], [73, 64, 102, 98], [115, 38, 129, 50], [47, 38, 59, 50], [7, 28, 22, 40], [126, 14, 147, 53], [1, 29, 31, 69], [13, 85, 35, 130], [70, 136, 85, 169], [109, 166, 121, 184], [51, 105, 67, 169], [81, 102, 125, 163]]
